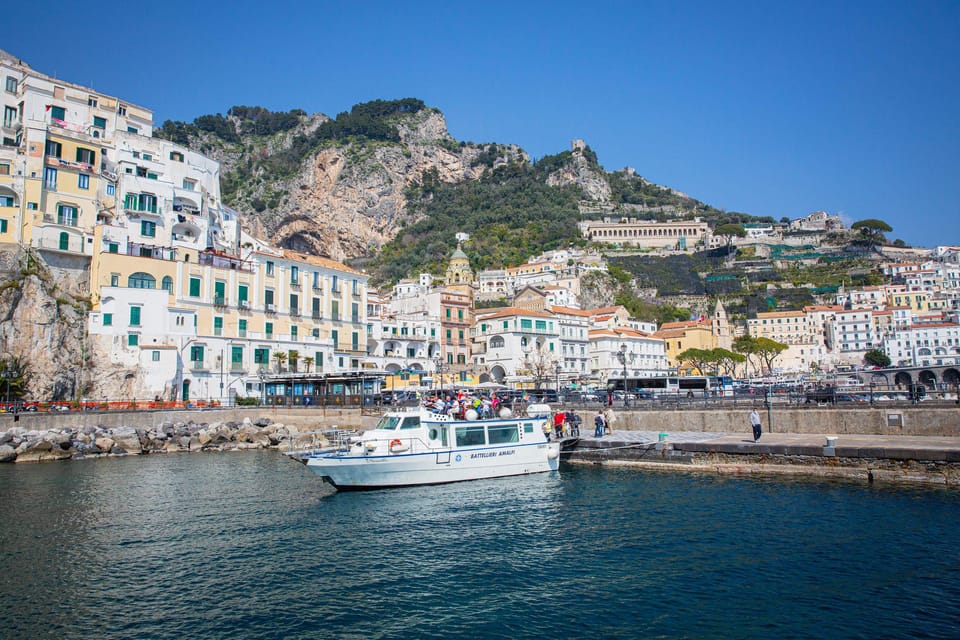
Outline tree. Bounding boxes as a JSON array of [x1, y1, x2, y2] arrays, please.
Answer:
[[521, 343, 557, 390], [0, 356, 30, 402], [288, 350, 299, 373], [864, 349, 891, 368], [303, 356, 314, 373], [754, 337, 788, 375], [851, 219, 893, 245], [733, 335, 761, 377], [676, 348, 716, 375], [273, 351, 287, 373], [714, 223, 746, 238], [711, 348, 746, 376]]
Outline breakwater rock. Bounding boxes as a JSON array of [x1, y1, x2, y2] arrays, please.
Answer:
[[0, 417, 326, 464]]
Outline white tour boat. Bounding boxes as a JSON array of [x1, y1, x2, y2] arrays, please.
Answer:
[[297, 405, 560, 490]]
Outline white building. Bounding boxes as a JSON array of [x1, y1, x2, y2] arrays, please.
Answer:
[[882, 322, 960, 367]]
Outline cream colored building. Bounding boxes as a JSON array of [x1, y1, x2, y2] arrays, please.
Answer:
[[579, 217, 710, 251]]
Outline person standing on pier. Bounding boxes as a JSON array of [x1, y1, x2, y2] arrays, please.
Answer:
[[594, 410, 606, 438], [750, 409, 762, 442]]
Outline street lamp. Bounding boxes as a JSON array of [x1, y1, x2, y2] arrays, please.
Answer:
[[616, 343, 633, 407], [1, 367, 14, 409], [257, 368, 266, 406], [433, 355, 444, 395]]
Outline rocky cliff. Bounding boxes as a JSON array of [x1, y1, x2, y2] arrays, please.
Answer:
[[0, 246, 90, 400]]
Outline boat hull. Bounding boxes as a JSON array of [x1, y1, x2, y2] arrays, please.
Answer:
[[304, 441, 560, 490]]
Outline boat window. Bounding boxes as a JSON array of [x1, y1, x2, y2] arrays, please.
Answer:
[[455, 425, 486, 447], [375, 416, 402, 430], [400, 417, 421, 430], [487, 426, 519, 445], [523, 423, 534, 433]]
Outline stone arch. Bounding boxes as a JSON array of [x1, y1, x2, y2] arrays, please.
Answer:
[[943, 368, 960, 386], [894, 371, 913, 388], [490, 365, 506, 382], [918, 370, 938, 388]]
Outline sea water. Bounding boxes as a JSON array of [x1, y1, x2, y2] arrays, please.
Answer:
[[1, 452, 958, 639]]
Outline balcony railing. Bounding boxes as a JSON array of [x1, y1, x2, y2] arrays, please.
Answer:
[[189, 359, 211, 371], [290, 307, 300, 317], [230, 362, 246, 372], [44, 155, 96, 174], [213, 296, 227, 308], [126, 242, 176, 261]]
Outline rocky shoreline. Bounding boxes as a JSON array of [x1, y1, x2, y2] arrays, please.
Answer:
[[0, 417, 324, 463]]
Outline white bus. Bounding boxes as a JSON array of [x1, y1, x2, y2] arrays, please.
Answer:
[[609, 375, 734, 397]]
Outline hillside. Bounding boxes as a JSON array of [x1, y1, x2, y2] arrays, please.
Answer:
[[156, 101, 748, 283]]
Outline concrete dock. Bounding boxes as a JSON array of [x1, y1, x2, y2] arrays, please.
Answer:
[[564, 431, 960, 485]]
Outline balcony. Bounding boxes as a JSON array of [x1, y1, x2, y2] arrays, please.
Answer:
[[198, 249, 251, 272], [265, 304, 276, 314], [45, 155, 96, 174], [311, 312, 321, 321], [189, 360, 211, 371], [126, 242, 176, 261], [238, 300, 251, 311], [213, 296, 227, 308], [289, 279, 301, 289], [290, 307, 300, 317], [230, 362, 246, 372], [238, 329, 247, 338]]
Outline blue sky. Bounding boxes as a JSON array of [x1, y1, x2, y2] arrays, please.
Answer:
[[7, 1, 959, 247]]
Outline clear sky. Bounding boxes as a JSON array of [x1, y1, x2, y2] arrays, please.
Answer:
[[6, 1, 959, 247]]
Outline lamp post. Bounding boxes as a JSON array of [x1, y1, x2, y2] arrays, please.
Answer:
[[433, 355, 444, 396], [1, 367, 13, 410], [616, 343, 632, 407], [257, 368, 266, 406], [555, 362, 562, 402]]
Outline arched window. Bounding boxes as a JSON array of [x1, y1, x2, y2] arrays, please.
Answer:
[[161, 276, 173, 292], [490, 336, 505, 349], [128, 272, 156, 289]]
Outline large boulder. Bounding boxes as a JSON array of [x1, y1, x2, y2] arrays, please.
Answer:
[[109, 427, 143, 454], [0, 444, 16, 462], [95, 437, 115, 451]]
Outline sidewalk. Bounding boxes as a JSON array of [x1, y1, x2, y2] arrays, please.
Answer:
[[575, 430, 960, 462]]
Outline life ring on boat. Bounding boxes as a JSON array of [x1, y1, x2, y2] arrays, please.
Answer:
[[389, 438, 409, 453]]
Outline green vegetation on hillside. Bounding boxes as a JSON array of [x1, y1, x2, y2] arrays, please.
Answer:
[[371, 162, 585, 284]]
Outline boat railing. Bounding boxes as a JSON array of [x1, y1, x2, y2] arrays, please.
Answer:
[[283, 428, 359, 459]]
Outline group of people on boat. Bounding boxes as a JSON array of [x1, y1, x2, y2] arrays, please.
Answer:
[[421, 391, 508, 420]]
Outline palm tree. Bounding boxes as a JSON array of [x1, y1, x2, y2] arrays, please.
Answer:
[[303, 356, 314, 373], [273, 351, 287, 373], [288, 350, 300, 373]]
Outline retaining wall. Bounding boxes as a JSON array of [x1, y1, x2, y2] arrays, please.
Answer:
[[3, 406, 959, 437]]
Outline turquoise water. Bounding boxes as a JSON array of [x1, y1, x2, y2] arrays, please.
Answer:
[[1, 452, 959, 639]]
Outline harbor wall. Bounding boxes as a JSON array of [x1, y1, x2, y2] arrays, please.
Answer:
[[2, 405, 959, 437]]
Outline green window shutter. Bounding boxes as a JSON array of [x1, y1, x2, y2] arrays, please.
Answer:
[[331, 330, 338, 347], [129, 306, 141, 326], [238, 284, 248, 302], [265, 322, 273, 335], [238, 319, 247, 332], [331, 301, 339, 319], [190, 346, 204, 361], [128, 334, 139, 346], [315, 352, 323, 368], [108, 242, 118, 253], [189, 277, 200, 297], [50, 106, 65, 121], [103, 313, 112, 326], [93, 116, 106, 128], [231, 346, 243, 364], [290, 326, 298, 339], [214, 317, 223, 329]]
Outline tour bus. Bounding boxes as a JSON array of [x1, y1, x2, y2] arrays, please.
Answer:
[[608, 375, 734, 397]]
